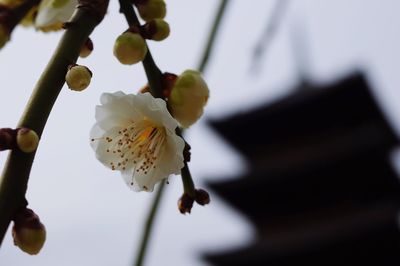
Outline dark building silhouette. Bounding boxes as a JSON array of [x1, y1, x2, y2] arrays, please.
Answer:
[[205, 73, 400, 266]]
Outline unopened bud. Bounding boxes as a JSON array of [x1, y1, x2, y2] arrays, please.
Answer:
[[12, 208, 46, 255], [142, 19, 170, 41], [65, 64, 92, 91], [79, 38, 93, 58], [136, 0, 166, 22], [178, 193, 194, 214], [113, 32, 147, 65], [169, 70, 209, 128], [16, 128, 39, 153], [194, 189, 210, 206]]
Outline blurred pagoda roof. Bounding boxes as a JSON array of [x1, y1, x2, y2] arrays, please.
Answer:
[[204, 72, 400, 266]]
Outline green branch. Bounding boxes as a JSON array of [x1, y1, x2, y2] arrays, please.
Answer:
[[134, 182, 165, 266], [0, 1, 109, 246]]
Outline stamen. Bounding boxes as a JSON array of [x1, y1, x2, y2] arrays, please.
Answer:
[[92, 120, 167, 176]]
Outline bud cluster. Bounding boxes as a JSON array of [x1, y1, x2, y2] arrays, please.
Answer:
[[113, 0, 170, 65], [178, 188, 210, 214]]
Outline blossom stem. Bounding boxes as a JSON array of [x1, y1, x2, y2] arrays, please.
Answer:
[[181, 161, 195, 197], [134, 182, 165, 266], [0, 1, 109, 246]]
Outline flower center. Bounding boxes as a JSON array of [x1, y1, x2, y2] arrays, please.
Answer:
[[92, 120, 167, 183]]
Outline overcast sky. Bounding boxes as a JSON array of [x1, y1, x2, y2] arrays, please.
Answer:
[[1, 1, 400, 265]]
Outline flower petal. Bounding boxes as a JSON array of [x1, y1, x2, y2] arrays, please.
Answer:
[[90, 91, 185, 192]]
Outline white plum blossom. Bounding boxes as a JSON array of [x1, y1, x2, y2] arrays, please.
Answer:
[[90, 91, 185, 192], [35, 0, 78, 32]]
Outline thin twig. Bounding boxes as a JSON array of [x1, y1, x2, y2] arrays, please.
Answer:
[[250, 0, 290, 73], [197, 0, 229, 73], [134, 182, 165, 266]]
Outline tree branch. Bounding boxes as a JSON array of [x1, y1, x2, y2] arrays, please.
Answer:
[[0, 0, 109, 246]]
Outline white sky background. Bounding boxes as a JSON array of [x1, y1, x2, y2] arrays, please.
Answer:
[[1, 0, 400, 265]]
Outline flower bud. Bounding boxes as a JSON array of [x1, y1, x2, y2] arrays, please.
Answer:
[[194, 189, 210, 206], [169, 70, 209, 128], [65, 64, 92, 91], [142, 19, 170, 41], [80, 38, 93, 58], [178, 193, 194, 214], [136, 0, 166, 22], [113, 32, 147, 65], [16, 128, 39, 153], [12, 208, 46, 255], [0, 128, 16, 151]]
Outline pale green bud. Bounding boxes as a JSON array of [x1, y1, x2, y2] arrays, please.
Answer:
[[65, 65, 92, 91], [16, 128, 39, 153], [113, 32, 147, 65], [169, 70, 209, 128], [12, 208, 46, 255], [149, 19, 170, 41], [137, 0, 166, 22]]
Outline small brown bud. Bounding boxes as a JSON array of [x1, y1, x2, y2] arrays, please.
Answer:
[[80, 37, 94, 58], [0, 127, 16, 151], [12, 208, 46, 255], [178, 193, 194, 214], [194, 189, 210, 206], [161, 72, 177, 98]]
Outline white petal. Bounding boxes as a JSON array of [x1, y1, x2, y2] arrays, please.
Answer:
[[35, 0, 77, 28], [90, 91, 184, 192]]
